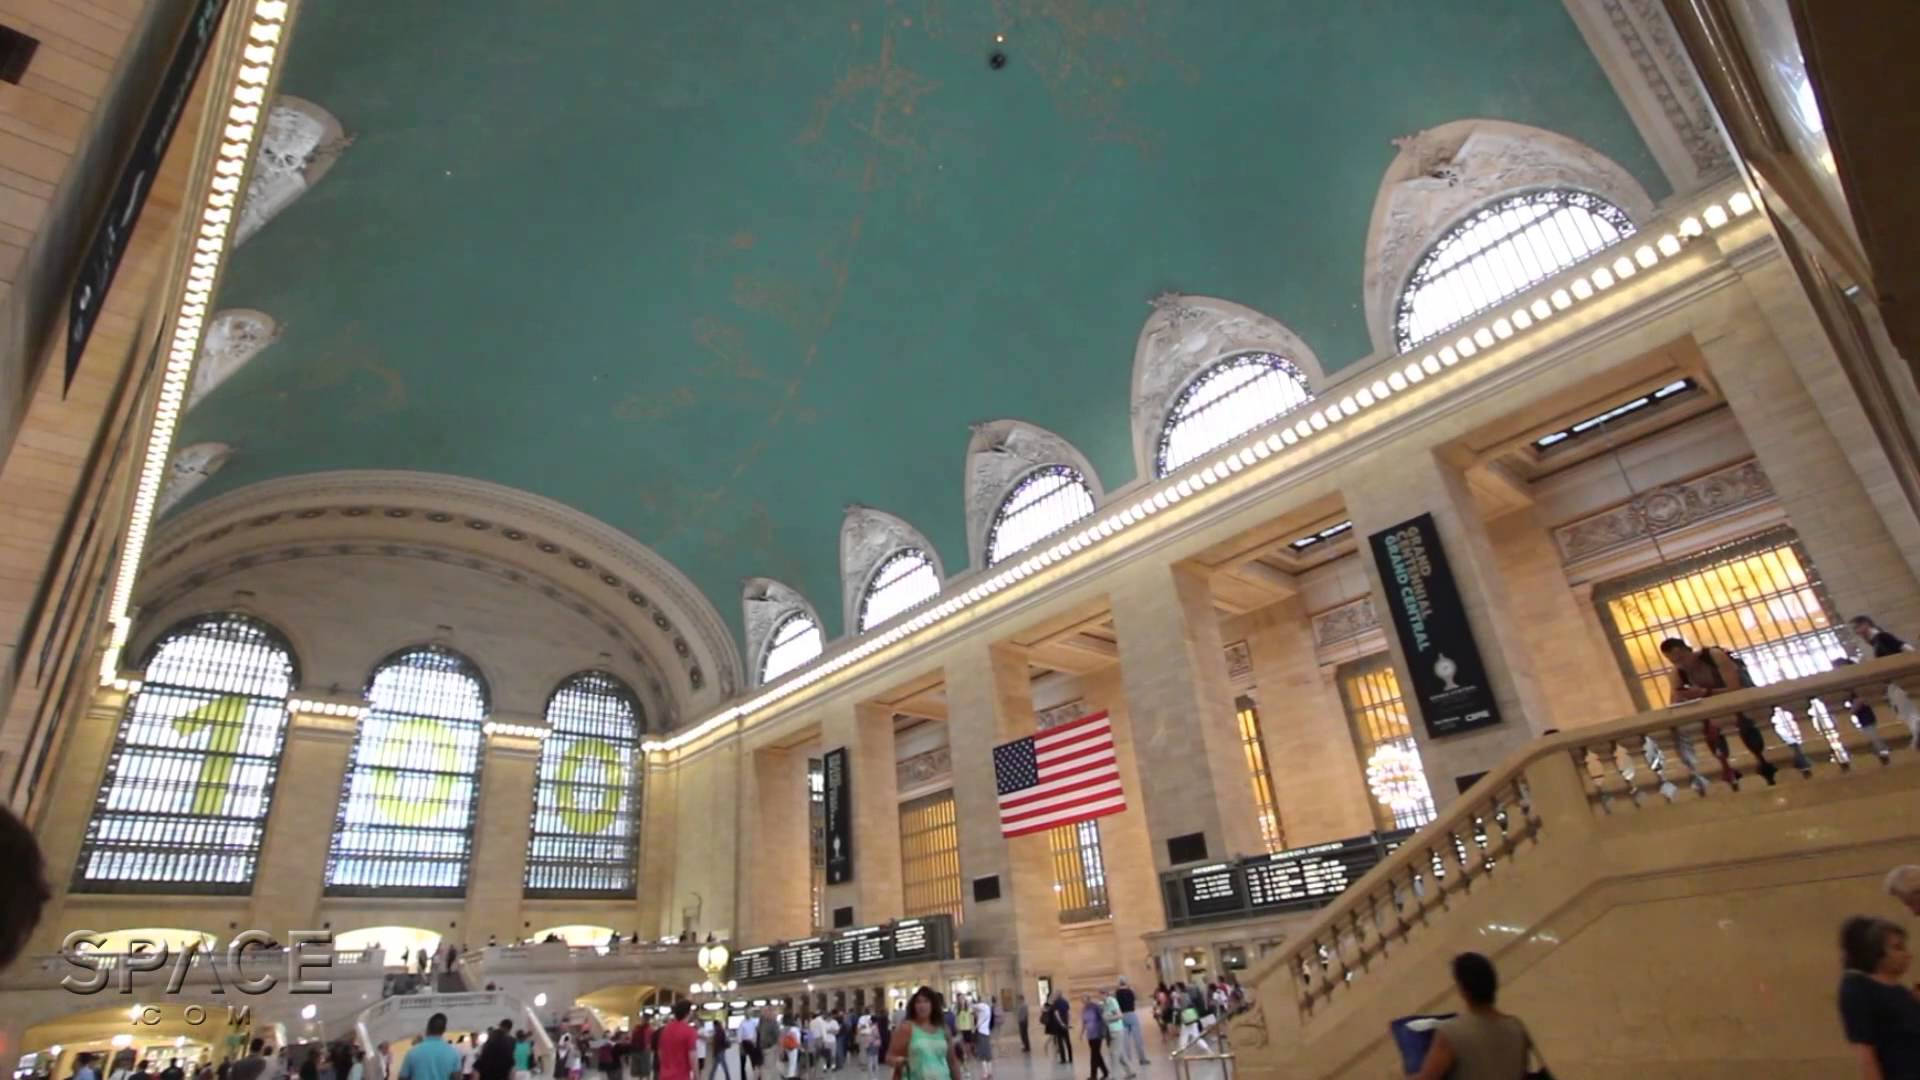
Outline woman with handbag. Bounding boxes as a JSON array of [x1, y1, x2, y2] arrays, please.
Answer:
[[884, 988, 960, 1080], [1411, 953, 1550, 1080]]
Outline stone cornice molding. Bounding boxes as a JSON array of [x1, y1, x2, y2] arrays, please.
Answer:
[[963, 419, 1105, 570], [741, 577, 822, 688], [1361, 118, 1657, 355], [1561, 0, 1734, 194], [839, 505, 944, 634], [146, 471, 741, 711], [1129, 295, 1325, 481]]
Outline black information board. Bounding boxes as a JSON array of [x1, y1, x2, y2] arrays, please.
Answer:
[[1160, 832, 1403, 928], [824, 747, 852, 885], [1179, 863, 1244, 918], [1368, 513, 1502, 738], [729, 915, 953, 984], [67, 0, 231, 390]]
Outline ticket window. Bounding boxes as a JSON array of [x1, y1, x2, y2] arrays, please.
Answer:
[[1216, 945, 1248, 972]]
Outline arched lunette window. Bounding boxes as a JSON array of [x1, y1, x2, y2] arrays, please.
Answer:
[[325, 645, 488, 895], [760, 611, 824, 684], [856, 548, 940, 633], [74, 613, 296, 893], [1156, 352, 1313, 476], [1395, 188, 1635, 352], [525, 671, 645, 897], [985, 465, 1097, 567]]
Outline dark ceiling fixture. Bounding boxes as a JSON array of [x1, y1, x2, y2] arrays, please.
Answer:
[[988, 50, 1007, 69]]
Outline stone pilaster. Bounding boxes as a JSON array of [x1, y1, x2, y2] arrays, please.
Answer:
[[461, 732, 542, 943], [1077, 666, 1164, 996], [1109, 562, 1264, 867], [740, 742, 810, 942], [246, 710, 356, 930], [821, 701, 903, 926], [944, 640, 1062, 989], [22, 689, 125, 954], [1340, 451, 1554, 803]]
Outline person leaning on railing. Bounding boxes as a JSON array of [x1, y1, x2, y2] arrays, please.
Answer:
[[1660, 637, 1780, 784]]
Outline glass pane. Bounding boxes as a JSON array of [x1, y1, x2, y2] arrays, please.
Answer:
[[1339, 658, 1437, 830], [762, 611, 824, 682], [858, 549, 940, 631], [986, 466, 1098, 566], [526, 672, 645, 896], [898, 791, 963, 924], [1157, 352, 1313, 476]]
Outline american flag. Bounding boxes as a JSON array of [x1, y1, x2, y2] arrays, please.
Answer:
[[993, 710, 1126, 837]]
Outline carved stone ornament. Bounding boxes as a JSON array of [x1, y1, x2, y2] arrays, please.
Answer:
[[895, 745, 953, 792], [1035, 698, 1088, 731], [1554, 459, 1773, 564], [963, 419, 1104, 568], [1129, 295, 1325, 480], [1223, 639, 1254, 688], [187, 309, 280, 410], [1360, 119, 1656, 355], [157, 442, 234, 517], [1312, 596, 1380, 649], [742, 576, 822, 685], [236, 96, 350, 247], [1599, 0, 1734, 183], [839, 505, 944, 632]]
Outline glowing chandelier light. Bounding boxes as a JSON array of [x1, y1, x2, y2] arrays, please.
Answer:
[[1365, 742, 1427, 813]]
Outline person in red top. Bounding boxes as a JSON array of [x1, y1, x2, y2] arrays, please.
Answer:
[[657, 1002, 699, 1080]]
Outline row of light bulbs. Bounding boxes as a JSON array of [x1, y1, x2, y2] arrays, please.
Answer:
[[100, 0, 296, 689], [642, 189, 1758, 756]]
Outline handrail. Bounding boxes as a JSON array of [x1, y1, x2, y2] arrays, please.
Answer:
[[1246, 651, 1920, 1026]]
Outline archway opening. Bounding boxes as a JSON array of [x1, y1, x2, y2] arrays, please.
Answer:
[[332, 926, 443, 968]]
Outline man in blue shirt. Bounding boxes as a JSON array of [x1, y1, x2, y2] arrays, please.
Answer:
[[400, 1014, 462, 1080]]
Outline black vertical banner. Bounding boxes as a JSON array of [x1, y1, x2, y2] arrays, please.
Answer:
[[823, 746, 852, 884], [1368, 513, 1502, 738]]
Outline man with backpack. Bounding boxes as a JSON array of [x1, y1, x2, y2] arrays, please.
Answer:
[[1661, 638, 1781, 783]]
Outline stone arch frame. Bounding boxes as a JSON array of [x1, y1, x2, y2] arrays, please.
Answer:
[[963, 419, 1105, 571], [1360, 118, 1657, 356], [138, 470, 741, 723], [363, 641, 494, 712], [236, 95, 351, 246], [742, 577, 825, 687], [839, 506, 945, 635], [1128, 295, 1326, 481]]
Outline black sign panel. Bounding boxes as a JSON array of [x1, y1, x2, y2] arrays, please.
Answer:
[[823, 747, 852, 885], [67, 0, 231, 390], [1368, 513, 1502, 738], [1179, 863, 1244, 918], [729, 916, 953, 984], [1242, 836, 1383, 912], [891, 919, 932, 958]]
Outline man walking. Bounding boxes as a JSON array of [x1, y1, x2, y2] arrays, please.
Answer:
[[1114, 979, 1147, 1067], [400, 1015, 462, 1080], [477, 1021, 516, 1080], [1014, 996, 1029, 1056], [657, 1002, 699, 1080]]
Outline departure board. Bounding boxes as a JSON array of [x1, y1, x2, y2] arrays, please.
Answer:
[[1179, 863, 1244, 918], [731, 916, 955, 984], [1242, 836, 1382, 912]]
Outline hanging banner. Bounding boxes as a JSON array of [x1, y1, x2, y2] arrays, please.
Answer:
[[823, 746, 852, 884], [1368, 513, 1502, 738]]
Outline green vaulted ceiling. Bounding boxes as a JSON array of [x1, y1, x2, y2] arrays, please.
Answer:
[[178, 0, 1664, 643]]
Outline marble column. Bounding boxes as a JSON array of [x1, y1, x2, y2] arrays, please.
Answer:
[[1340, 450, 1554, 804], [944, 640, 1061, 993], [821, 701, 903, 927], [1109, 561, 1264, 867], [462, 732, 542, 943]]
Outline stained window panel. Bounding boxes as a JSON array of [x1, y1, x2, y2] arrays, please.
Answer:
[[857, 548, 940, 632], [986, 466, 1097, 566], [325, 646, 487, 896], [898, 790, 963, 923], [1048, 818, 1110, 923], [1156, 352, 1313, 476], [761, 611, 824, 683], [1338, 657, 1437, 831], [1235, 695, 1285, 853], [1395, 189, 1635, 352], [526, 671, 644, 897], [74, 614, 296, 893]]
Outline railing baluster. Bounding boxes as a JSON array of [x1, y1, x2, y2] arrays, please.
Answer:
[[1670, 724, 1712, 795]]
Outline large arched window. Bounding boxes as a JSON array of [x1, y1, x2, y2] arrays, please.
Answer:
[[985, 466, 1097, 566], [1395, 188, 1635, 352], [325, 645, 488, 895], [525, 671, 645, 897], [74, 613, 296, 893], [1156, 352, 1313, 476], [856, 549, 940, 632], [760, 611, 824, 683]]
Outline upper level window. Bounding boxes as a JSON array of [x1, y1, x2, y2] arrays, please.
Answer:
[[1156, 352, 1313, 476], [1395, 189, 1635, 352], [986, 466, 1097, 566], [326, 645, 488, 895], [761, 610, 824, 683], [526, 671, 645, 897], [857, 548, 940, 632], [74, 613, 295, 893]]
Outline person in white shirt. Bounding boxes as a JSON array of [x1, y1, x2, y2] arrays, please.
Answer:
[[806, 1016, 829, 1075], [458, 1039, 476, 1080], [970, 999, 994, 1080]]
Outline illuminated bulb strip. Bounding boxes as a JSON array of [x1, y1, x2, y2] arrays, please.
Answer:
[[640, 188, 1760, 754], [289, 698, 368, 719], [98, 0, 296, 686], [484, 721, 550, 739]]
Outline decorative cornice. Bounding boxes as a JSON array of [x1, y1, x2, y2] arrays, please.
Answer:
[[148, 471, 742, 705], [895, 745, 952, 795], [963, 420, 1105, 569], [1130, 295, 1326, 481], [1554, 458, 1773, 564], [1601, 0, 1732, 179], [1224, 639, 1254, 688], [1035, 698, 1087, 731], [1312, 596, 1380, 649]]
